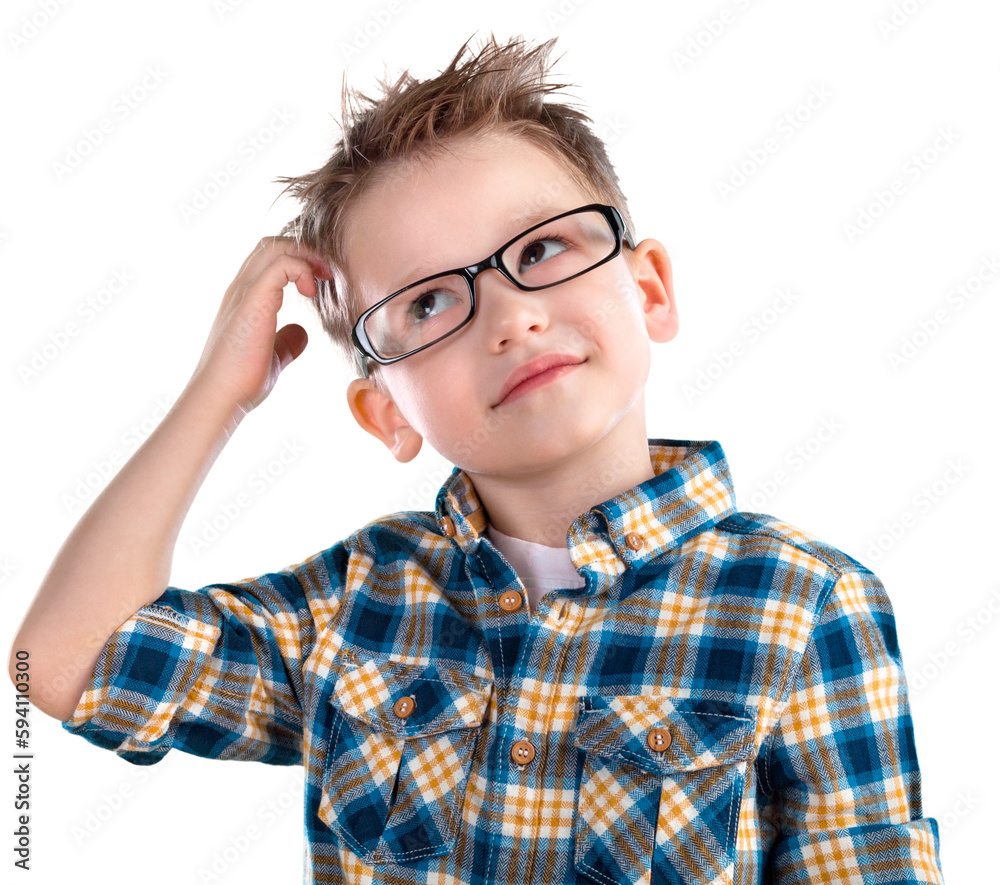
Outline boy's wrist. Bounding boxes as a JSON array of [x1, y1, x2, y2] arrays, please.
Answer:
[[176, 375, 251, 441]]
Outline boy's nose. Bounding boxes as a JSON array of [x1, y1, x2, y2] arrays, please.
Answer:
[[473, 269, 550, 348]]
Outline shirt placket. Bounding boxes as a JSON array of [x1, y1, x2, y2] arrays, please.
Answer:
[[471, 537, 601, 885]]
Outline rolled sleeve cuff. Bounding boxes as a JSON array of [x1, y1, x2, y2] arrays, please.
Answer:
[[61, 603, 220, 765], [771, 818, 943, 883]]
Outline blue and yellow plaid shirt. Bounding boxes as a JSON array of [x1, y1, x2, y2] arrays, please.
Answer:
[[63, 439, 944, 884]]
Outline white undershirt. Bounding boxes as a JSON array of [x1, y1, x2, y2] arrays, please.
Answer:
[[485, 523, 587, 614]]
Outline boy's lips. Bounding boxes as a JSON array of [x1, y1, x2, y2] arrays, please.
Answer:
[[494, 353, 586, 407]]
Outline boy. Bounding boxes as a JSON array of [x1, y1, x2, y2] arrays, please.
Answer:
[[10, 35, 943, 884]]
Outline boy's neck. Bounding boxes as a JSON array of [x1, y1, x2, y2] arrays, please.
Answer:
[[468, 416, 656, 548]]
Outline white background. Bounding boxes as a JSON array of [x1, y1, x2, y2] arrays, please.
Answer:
[[3, 0, 996, 882]]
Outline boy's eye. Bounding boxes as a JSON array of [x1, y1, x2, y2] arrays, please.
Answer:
[[407, 287, 461, 324], [518, 237, 569, 273]]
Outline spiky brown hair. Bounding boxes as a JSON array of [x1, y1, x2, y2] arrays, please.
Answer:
[[274, 34, 634, 384]]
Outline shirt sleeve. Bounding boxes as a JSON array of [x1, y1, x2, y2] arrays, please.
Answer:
[[61, 565, 326, 768], [762, 568, 944, 883]]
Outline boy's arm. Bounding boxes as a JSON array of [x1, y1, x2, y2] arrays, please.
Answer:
[[762, 568, 944, 882], [8, 237, 329, 724]]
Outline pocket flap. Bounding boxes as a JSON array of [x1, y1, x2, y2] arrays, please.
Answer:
[[332, 659, 492, 738], [574, 695, 756, 775]]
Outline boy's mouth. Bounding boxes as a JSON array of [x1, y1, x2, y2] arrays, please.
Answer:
[[494, 353, 586, 407]]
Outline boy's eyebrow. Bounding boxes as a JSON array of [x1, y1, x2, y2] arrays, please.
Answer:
[[390, 259, 446, 293], [509, 206, 567, 229]]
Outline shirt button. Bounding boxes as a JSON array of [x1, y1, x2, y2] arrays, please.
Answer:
[[392, 696, 415, 719], [510, 740, 535, 765], [441, 517, 455, 538], [625, 532, 645, 551], [499, 590, 523, 612], [647, 727, 671, 752]]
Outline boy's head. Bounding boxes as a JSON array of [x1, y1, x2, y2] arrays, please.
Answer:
[[277, 35, 676, 476]]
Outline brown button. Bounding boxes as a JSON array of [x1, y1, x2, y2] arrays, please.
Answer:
[[647, 727, 671, 752], [499, 590, 523, 613], [441, 517, 455, 538], [392, 696, 415, 719], [625, 532, 644, 551], [510, 740, 535, 765]]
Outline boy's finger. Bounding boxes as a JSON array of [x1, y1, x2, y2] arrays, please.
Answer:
[[249, 236, 331, 281], [252, 254, 319, 302], [274, 323, 308, 370]]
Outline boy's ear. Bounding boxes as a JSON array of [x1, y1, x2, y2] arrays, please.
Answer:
[[346, 378, 423, 463], [629, 238, 679, 344]]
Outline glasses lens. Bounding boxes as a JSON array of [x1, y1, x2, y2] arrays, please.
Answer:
[[501, 209, 617, 289], [361, 209, 619, 362], [364, 273, 471, 360]]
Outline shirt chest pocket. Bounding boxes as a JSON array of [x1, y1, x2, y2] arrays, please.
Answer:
[[573, 695, 757, 885], [318, 660, 492, 866]]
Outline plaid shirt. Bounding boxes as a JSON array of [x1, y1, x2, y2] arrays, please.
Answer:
[[64, 438, 944, 884]]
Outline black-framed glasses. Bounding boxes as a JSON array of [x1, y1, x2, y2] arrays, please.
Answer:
[[351, 203, 634, 377]]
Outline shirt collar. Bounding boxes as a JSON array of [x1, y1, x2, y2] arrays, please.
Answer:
[[434, 439, 737, 575]]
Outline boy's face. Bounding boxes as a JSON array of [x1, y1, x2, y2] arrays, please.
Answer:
[[342, 132, 677, 477]]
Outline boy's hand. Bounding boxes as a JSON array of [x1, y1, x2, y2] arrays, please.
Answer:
[[189, 237, 330, 419]]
